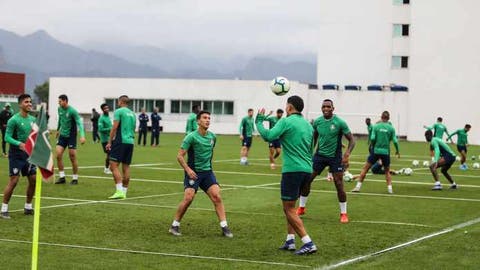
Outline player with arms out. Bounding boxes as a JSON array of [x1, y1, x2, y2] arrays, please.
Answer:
[[296, 99, 355, 223], [106, 95, 136, 199], [425, 130, 457, 190], [352, 111, 400, 194], [1, 94, 36, 219], [55, 94, 86, 185], [256, 95, 317, 255], [169, 111, 233, 238], [423, 117, 450, 141]]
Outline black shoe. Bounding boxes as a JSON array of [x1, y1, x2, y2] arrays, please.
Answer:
[[70, 179, 78, 185], [222, 226, 233, 238], [1, 211, 11, 219], [55, 177, 66, 184], [24, 208, 34, 215]]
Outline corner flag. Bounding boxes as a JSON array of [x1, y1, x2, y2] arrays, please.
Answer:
[[27, 106, 54, 179]]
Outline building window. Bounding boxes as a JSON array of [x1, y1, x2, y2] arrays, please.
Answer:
[[392, 56, 409, 68], [170, 100, 234, 115], [155, 100, 165, 113], [393, 0, 409, 5], [393, 24, 409, 37], [105, 99, 116, 111]]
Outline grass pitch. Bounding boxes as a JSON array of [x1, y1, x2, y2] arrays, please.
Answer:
[[0, 133, 478, 269]]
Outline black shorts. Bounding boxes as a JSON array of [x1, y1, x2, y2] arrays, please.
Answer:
[[440, 154, 455, 170], [101, 142, 110, 154], [367, 153, 391, 168], [57, 135, 77, 149], [242, 137, 252, 148], [371, 162, 385, 174], [281, 172, 311, 201], [457, 145, 467, 153], [312, 153, 343, 173], [9, 151, 36, 177], [268, 139, 281, 149], [109, 143, 134, 164], [184, 171, 218, 193]]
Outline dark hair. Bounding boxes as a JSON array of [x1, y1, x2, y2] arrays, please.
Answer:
[[196, 110, 210, 120], [118, 95, 129, 105], [323, 99, 334, 106], [366, 117, 371, 121], [248, 108, 254, 112], [287, 95, 304, 112], [18, 94, 31, 103], [465, 124, 471, 129], [58, 94, 68, 102], [276, 109, 284, 114], [437, 117, 443, 122], [381, 111, 390, 120], [100, 103, 108, 110], [192, 105, 200, 112], [425, 129, 433, 141]]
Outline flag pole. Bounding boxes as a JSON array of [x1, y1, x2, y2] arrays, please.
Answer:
[[31, 167, 43, 269]]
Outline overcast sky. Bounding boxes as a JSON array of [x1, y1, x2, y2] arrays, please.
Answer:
[[0, 0, 324, 56]]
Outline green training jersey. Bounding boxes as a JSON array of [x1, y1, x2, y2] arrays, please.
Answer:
[[256, 113, 313, 173], [98, 114, 112, 143], [448, 129, 468, 146], [425, 122, 449, 139], [266, 115, 280, 129], [367, 123, 373, 144], [185, 113, 198, 134], [113, 107, 136, 144], [239, 116, 255, 137], [181, 130, 216, 172], [313, 115, 350, 158], [430, 137, 456, 162], [57, 105, 85, 138], [5, 113, 36, 151], [370, 122, 399, 155]]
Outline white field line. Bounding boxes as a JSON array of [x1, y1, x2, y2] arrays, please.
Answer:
[[351, 220, 432, 228], [62, 163, 173, 170], [0, 238, 310, 268], [316, 217, 480, 270]]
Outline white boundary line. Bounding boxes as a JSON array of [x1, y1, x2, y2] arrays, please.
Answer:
[[316, 217, 480, 270], [0, 238, 310, 268], [351, 220, 432, 228]]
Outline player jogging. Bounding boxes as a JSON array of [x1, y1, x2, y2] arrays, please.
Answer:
[[447, 124, 471, 170]]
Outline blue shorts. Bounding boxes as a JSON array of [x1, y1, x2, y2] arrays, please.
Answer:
[[9, 151, 36, 177], [312, 153, 343, 173], [441, 154, 456, 169], [268, 139, 281, 149], [101, 142, 110, 154], [242, 137, 252, 148], [57, 135, 77, 149], [371, 162, 385, 174], [109, 143, 134, 164], [367, 153, 391, 168], [281, 172, 311, 201], [184, 171, 218, 193], [457, 145, 467, 153]]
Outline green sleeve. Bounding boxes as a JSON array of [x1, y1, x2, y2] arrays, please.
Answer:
[[99, 118, 111, 132], [447, 130, 458, 140], [5, 118, 20, 146], [424, 125, 433, 130], [256, 116, 286, 141], [185, 117, 191, 133], [72, 109, 85, 137], [181, 133, 193, 150]]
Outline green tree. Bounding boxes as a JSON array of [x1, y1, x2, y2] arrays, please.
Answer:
[[34, 81, 49, 102]]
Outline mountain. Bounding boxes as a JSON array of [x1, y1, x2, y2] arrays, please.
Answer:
[[0, 29, 317, 93]]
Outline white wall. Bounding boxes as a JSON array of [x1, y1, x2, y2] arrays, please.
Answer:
[[49, 77, 409, 137]]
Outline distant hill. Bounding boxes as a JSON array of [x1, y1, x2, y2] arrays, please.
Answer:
[[0, 29, 317, 94]]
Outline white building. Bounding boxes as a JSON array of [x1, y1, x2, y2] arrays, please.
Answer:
[[317, 0, 480, 144]]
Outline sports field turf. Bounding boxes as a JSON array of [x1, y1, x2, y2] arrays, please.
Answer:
[[0, 133, 478, 269]]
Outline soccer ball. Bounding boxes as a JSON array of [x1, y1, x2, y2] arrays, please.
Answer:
[[343, 172, 353, 182], [403, 168, 413, 176], [412, 160, 419, 167], [422, 161, 430, 167], [473, 162, 480, 169], [270, 76, 290, 96]]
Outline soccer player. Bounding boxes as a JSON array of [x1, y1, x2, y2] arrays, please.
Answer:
[[185, 105, 200, 134], [91, 108, 100, 143], [296, 99, 355, 224], [0, 103, 13, 157], [1, 94, 36, 219], [255, 96, 317, 255], [137, 108, 149, 146], [55, 94, 86, 185], [106, 95, 136, 199], [425, 130, 457, 190], [239, 108, 255, 165], [150, 107, 162, 146], [366, 117, 373, 153], [352, 111, 400, 194], [447, 124, 471, 170], [169, 110, 233, 238], [423, 117, 450, 140], [265, 109, 284, 169], [98, 103, 112, 174]]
